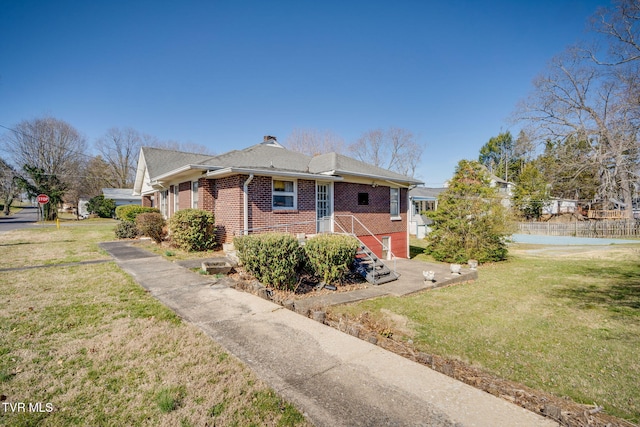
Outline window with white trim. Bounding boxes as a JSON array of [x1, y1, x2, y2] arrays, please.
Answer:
[[390, 187, 400, 218], [173, 185, 179, 214], [191, 181, 199, 209], [160, 190, 169, 218], [272, 179, 296, 209]]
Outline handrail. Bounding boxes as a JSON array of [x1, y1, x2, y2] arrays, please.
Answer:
[[333, 214, 397, 273]]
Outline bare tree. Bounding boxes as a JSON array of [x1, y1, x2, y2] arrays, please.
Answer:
[[94, 127, 142, 188], [589, 0, 640, 66], [285, 128, 346, 156], [349, 127, 423, 177], [143, 133, 214, 155], [515, 47, 638, 217], [3, 116, 87, 178], [0, 157, 18, 215]]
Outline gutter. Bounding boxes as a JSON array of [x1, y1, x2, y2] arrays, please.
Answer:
[[243, 174, 254, 235]]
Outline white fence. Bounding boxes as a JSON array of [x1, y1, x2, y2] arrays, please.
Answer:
[[517, 220, 640, 238]]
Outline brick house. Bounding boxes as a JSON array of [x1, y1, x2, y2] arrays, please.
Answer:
[[133, 136, 423, 259]]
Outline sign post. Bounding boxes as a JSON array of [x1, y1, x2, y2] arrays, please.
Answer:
[[37, 194, 49, 223]]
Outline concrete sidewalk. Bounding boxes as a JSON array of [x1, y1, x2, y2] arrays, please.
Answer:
[[100, 241, 558, 427]]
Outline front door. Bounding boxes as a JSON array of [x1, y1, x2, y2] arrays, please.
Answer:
[[316, 182, 332, 233]]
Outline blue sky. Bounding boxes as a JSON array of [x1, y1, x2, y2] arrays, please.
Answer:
[[0, 0, 609, 186]]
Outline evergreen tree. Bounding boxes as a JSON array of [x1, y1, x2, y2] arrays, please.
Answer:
[[425, 160, 513, 263], [512, 162, 551, 220]]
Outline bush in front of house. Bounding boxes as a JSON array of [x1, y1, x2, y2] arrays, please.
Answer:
[[136, 212, 166, 244], [116, 205, 160, 222], [234, 233, 301, 290], [114, 220, 139, 239], [86, 194, 116, 218], [168, 209, 216, 251], [303, 234, 360, 285]]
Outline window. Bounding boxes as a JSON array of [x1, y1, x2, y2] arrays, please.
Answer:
[[390, 187, 400, 218], [173, 185, 179, 214], [191, 181, 199, 209], [358, 192, 369, 205], [160, 190, 169, 218], [273, 179, 296, 209]]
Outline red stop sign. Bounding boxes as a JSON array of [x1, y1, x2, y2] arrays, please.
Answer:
[[37, 194, 50, 204]]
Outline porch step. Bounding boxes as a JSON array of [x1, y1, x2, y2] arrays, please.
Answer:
[[354, 244, 399, 285]]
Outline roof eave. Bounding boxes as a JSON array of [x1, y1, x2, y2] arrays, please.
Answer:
[[206, 167, 343, 181]]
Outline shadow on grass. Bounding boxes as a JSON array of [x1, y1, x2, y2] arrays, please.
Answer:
[[551, 264, 640, 316], [409, 245, 425, 259]]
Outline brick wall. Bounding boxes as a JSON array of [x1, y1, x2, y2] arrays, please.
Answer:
[[213, 175, 244, 244], [247, 176, 316, 236], [334, 182, 408, 258], [199, 178, 214, 212], [178, 181, 192, 210], [142, 195, 153, 207]]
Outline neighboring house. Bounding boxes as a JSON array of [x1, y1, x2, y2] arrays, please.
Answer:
[[133, 136, 423, 259], [408, 187, 445, 238], [489, 175, 515, 208], [542, 198, 578, 216], [102, 188, 142, 207]]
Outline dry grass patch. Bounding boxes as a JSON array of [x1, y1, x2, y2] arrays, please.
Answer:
[[0, 225, 309, 427]]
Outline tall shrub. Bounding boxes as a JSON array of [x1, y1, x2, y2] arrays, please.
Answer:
[[136, 212, 166, 244], [303, 234, 360, 284], [86, 194, 116, 218], [168, 209, 216, 251], [234, 233, 300, 290], [116, 205, 160, 222]]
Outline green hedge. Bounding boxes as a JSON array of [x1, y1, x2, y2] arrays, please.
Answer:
[[168, 209, 216, 251], [234, 233, 301, 290], [116, 205, 160, 222], [303, 234, 360, 284]]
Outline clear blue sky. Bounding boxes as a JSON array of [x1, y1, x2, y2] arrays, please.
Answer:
[[0, 0, 609, 186]]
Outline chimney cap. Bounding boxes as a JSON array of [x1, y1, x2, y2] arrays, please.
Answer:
[[263, 135, 277, 142]]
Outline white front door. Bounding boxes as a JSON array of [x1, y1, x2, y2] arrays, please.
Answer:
[[316, 182, 333, 233]]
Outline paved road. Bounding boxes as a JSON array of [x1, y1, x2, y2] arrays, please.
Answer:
[[0, 206, 41, 233]]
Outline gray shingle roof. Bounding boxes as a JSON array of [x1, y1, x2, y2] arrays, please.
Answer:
[[142, 141, 422, 185]]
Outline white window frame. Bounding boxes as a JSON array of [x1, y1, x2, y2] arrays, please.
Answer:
[[191, 180, 199, 209], [272, 178, 297, 210], [390, 187, 400, 219], [173, 185, 179, 215], [160, 190, 169, 218]]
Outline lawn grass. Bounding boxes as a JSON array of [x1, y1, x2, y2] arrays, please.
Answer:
[[330, 241, 640, 423], [0, 223, 309, 426]]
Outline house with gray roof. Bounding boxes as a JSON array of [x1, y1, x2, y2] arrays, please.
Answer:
[[133, 136, 423, 259]]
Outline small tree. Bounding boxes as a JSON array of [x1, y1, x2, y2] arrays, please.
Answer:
[[512, 162, 551, 220], [425, 160, 513, 263], [136, 212, 166, 244], [86, 194, 116, 218]]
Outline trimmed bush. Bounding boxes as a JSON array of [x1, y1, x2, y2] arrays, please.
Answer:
[[116, 205, 160, 222], [135, 212, 166, 244], [168, 209, 216, 251], [303, 234, 360, 284], [234, 233, 301, 290], [114, 220, 139, 239]]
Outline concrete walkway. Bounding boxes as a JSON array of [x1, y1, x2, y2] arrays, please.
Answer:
[[100, 241, 558, 427]]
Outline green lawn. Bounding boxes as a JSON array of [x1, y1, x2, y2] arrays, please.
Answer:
[[0, 222, 309, 426], [331, 241, 640, 423]]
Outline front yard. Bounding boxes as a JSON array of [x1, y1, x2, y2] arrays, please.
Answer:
[[0, 222, 309, 426], [329, 239, 640, 424]]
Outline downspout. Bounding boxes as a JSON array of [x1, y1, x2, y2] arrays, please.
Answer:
[[407, 185, 417, 258], [243, 174, 254, 235]]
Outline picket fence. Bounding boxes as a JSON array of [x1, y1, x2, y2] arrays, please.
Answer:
[[517, 220, 640, 238]]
